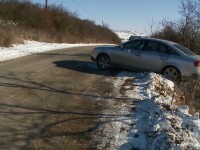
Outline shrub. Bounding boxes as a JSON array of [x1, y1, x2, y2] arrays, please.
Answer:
[[0, 0, 120, 46], [0, 23, 23, 47], [174, 81, 200, 114]]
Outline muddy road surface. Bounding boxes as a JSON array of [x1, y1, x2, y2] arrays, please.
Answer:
[[0, 46, 131, 150]]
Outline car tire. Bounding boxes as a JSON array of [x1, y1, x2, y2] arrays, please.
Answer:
[[162, 66, 181, 81], [97, 54, 111, 70]]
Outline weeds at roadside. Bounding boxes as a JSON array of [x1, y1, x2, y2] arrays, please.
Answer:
[[174, 80, 200, 114]]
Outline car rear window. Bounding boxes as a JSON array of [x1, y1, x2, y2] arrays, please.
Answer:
[[173, 44, 195, 55]]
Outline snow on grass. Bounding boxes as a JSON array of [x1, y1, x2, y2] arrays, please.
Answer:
[[0, 40, 106, 62], [112, 72, 200, 150]]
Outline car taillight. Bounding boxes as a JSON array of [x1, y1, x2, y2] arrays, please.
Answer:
[[194, 60, 200, 67]]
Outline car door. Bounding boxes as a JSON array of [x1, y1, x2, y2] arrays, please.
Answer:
[[139, 41, 170, 72], [111, 40, 144, 70]]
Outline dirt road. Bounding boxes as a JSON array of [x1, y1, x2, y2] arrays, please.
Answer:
[[0, 46, 131, 150]]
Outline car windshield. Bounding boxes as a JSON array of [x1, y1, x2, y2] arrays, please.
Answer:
[[173, 44, 195, 55]]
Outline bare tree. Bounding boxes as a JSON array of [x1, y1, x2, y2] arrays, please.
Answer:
[[151, 0, 200, 53], [179, 0, 200, 51]]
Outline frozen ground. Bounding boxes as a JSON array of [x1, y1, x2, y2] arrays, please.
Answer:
[[110, 71, 200, 150]]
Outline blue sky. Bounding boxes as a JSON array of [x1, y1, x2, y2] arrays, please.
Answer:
[[31, 0, 181, 33]]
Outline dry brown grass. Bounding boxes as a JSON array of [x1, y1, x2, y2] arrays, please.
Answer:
[[0, 23, 23, 47], [0, 0, 120, 47], [174, 81, 200, 114]]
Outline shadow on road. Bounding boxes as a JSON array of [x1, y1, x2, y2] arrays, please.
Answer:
[[53, 60, 120, 77]]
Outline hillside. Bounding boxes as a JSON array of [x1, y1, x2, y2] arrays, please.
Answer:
[[0, 0, 120, 47], [114, 30, 147, 42]]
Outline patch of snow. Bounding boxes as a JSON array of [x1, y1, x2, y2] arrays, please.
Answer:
[[0, 40, 107, 62], [110, 71, 200, 150], [97, 71, 136, 150]]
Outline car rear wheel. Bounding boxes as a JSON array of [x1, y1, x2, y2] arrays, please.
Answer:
[[162, 66, 181, 81], [97, 54, 111, 70]]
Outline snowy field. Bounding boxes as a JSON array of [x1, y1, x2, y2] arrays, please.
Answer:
[[111, 72, 200, 150]]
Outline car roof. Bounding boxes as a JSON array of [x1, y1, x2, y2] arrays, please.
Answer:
[[128, 38, 194, 56]]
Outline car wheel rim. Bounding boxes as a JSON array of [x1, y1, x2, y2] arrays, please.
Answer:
[[163, 68, 178, 81], [98, 57, 110, 69]]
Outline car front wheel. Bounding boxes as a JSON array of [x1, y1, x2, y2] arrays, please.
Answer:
[[162, 66, 181, 81], [97, 54, 111, 70]]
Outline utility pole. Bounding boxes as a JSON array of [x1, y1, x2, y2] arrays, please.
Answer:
[[45, 0, 48, 9], [102, 20, 104, 27]]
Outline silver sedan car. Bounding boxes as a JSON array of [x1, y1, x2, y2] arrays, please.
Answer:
[[91, 38, 200, 81]]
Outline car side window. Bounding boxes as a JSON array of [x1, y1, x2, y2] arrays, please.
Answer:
[[158, 44, 178, 55], [167, 47, 180, 56], [123, 40, 144, 50], [158, 44, 179, 55], [142, 41, 159, 52], [158, 44, 168, 54]]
